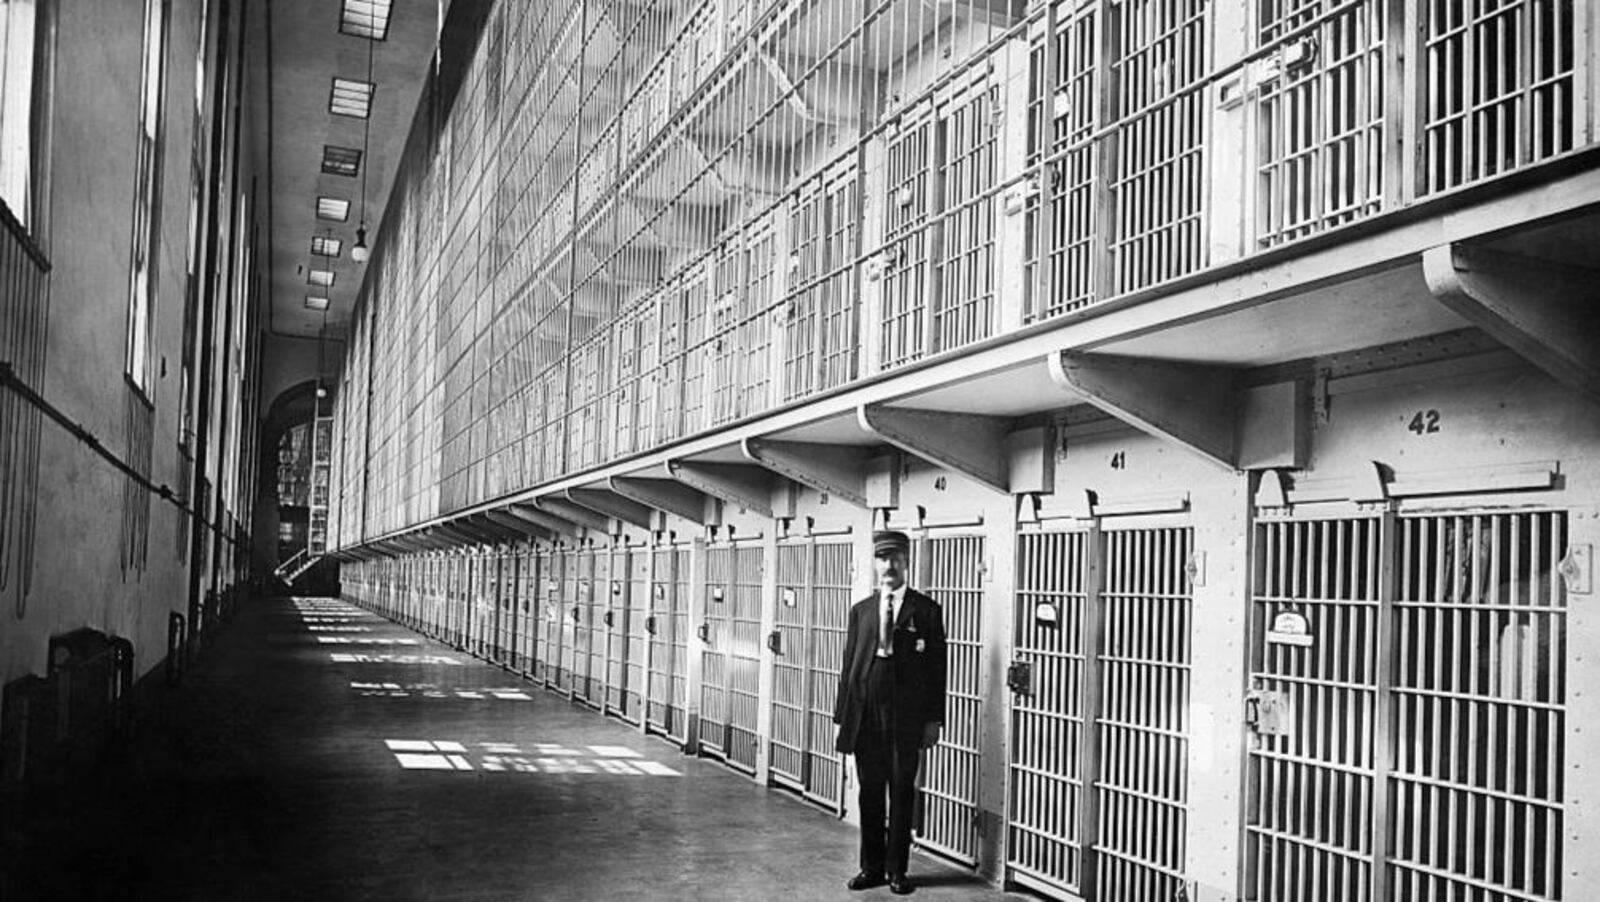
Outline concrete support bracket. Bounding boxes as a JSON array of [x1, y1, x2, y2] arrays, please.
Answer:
[[666, 460, 776, 518], [531, 496, 611, 532], [436, 520, 494, 547], [1422, 242, 1600, 406], [608, 475, 710, 525], [857, 404, 1011, 496], [483, 510, 552, 543], [465, 514, 522, 545], [741, 438, 871, 508], [507, 503, 581, 539], [1048, 350, 1240, 471], [563, 486, 654, 530]]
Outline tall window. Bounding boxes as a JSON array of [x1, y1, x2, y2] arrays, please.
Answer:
[[0, 0, 46, 227], [126, 0, 170, 392]]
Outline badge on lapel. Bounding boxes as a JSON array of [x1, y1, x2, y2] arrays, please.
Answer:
[[915, 638, 926, 653]]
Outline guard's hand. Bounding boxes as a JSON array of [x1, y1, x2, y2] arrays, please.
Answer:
[[920, 722, 942, 750]]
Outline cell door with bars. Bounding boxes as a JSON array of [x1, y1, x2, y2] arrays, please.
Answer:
[[1107, 0, 1209, 294], [516, 549, 540, 676], [880, 110, 935, 370], [450, 555, 467, 648], [1025, 0, 1101, 322], [930, 77, 999, 357], [700, 541, 764, 772], [623, 544, 651, 723], [549, 548, 577, 692], [769, 539, 852, 811], [465, 554, 481, 656], [579, 546, 611, 709], [1007, 522, 1194, 901], [535, 550, 562, 687], [783, 162, 857, 402], [494, 551, 514, 666], [646, 543, 692, 744], [707, 245, 743, 427], [601, 544, 632, 719], [1244, 507, 1568, 902], [913, 533, 987, 865]]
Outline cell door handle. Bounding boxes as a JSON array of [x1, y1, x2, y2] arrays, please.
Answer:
[[645, 616, 657, 635], [766, 630, 782, 654], [604, 610, 615, 628], [697, 623, 709, 642], [572, 605, 581, 622], [1006, 661, 1031, 696]]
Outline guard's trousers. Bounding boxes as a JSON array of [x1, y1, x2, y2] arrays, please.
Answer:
[[854, 657, 922, 876]]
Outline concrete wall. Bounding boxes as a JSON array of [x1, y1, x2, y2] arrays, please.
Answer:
[[2, 0, 266, 688]]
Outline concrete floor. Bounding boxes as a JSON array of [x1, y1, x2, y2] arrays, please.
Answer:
[[10, 595, 1032, 901]]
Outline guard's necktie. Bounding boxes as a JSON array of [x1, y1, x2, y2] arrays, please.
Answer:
[[878, 591, 893, 657]]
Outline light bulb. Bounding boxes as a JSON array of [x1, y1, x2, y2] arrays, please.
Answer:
[[351, 225, 370, 263]]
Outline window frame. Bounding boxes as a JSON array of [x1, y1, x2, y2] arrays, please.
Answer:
[[0, 0, 58, 243], [125, 0, 173, 396]]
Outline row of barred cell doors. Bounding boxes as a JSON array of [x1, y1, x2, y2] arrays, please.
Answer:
[[364, 542, 697, 740], [1007, 505, 1568, 902], [353, 504, 1568, 902]]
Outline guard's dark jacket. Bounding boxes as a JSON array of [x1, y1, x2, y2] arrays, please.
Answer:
[[833, 587, 947, 754]]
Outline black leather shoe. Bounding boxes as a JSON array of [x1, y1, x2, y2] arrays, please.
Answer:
[[847, 871, 887, 891], [889, 873, 915, 895]]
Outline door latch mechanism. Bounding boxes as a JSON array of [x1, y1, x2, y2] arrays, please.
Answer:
[[1244, 689, 1293, 737], [1006, 661, 1031, 696]]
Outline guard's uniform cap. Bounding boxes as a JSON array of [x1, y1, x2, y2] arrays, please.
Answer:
[[873, 530, 911, 557]]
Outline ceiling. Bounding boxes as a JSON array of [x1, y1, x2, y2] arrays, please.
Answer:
[[260, 0, 444, 342]]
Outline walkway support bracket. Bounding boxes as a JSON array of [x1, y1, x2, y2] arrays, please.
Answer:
[[466, 514, 523, 544], [1048, 350, 1240, 471], [858, 404, 1011, 496], [742, 438, 871, 509], [484, 510, 554, 543], [609, 475, 710, 525], [563, 486, 654, 530], [531, 496, 611, 532], [436, 520, 495, 547], [1423, 242, 1600, 406], [666, 460, 778, 518], [507, 504, 581, 539]]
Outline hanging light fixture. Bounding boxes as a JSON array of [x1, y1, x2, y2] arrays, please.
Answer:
[[350, 35, 374, 264], [315, 308, 330, 399]]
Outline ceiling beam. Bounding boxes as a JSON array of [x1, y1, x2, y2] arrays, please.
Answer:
[[1048, 350, 1240, 471], [857, 404, 1011, 496], [608, 475, 710, 525], [742, 437, 871, 508], [1423, 243, 1600, 405], [666, 460, 777, 518], [563, 486, 655, 530]]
